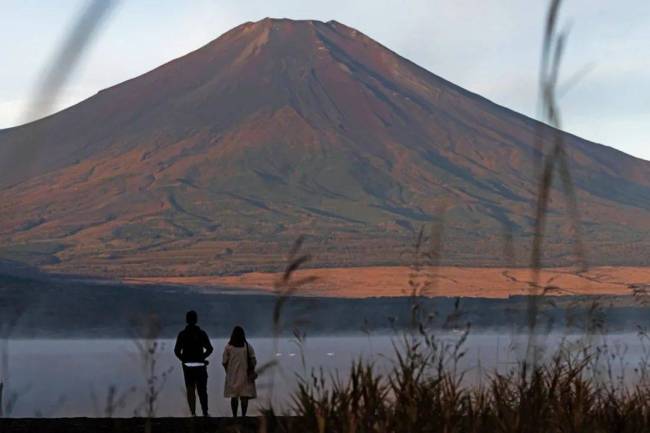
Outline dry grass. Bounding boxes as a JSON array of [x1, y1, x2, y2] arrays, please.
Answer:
[[130, 314, 173, 427], [261, 334, 650, 433]]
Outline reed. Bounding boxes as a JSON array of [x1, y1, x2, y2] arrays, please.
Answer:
[[265, 334, 650, 433]]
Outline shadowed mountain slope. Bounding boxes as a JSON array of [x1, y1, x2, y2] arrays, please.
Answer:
[[1, 18, 650, 277]]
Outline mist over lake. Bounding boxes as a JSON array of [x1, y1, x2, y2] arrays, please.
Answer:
[[4, 332, 649, 418]]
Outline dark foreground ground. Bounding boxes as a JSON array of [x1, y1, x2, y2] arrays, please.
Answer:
[[0, 416, 291, 433]]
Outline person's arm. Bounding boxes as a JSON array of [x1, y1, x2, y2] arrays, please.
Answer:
[[249, 344, 257, 368], [202, 331, 214, 360], [174, 332, 183, 361], [222, 345, 229, 371]]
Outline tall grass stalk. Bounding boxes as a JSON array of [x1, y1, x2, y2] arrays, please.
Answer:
[[527, 0, 588, 367], [0, 304, 25, 418], [131, 314, 172, 432]]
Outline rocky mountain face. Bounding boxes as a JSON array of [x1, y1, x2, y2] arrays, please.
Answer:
[[1, 18, 650, 277]]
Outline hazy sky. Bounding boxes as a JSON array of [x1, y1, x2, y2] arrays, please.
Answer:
[[2, 0, 649, 160]]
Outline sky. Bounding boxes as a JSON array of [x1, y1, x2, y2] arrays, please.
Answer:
[[1, 0, 649, 160]]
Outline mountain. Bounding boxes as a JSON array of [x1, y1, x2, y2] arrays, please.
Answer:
[[1, 18, 650, 277]]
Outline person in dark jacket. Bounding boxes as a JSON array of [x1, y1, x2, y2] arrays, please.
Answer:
[[174, 310, 213, 417]]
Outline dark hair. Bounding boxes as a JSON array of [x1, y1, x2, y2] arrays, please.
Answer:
[[229, 326, 246, 347], [186, 310, 198, 325]]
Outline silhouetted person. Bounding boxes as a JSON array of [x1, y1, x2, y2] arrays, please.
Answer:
[[174, 310, 213, 417], [223, 326, 257, 417]]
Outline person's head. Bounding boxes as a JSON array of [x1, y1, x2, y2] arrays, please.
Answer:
[[186, 310, 198, 325], [229, 326, 246, 347]]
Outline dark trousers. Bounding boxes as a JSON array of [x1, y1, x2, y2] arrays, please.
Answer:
[[182, 365, 208, 415]]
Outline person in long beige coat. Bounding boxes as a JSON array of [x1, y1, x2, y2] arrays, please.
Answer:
[[222, 326, 257, 417]]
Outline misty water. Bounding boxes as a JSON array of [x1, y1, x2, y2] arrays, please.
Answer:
[[3, 332, 649, 417]]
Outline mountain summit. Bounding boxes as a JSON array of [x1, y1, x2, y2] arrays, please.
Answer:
[[1, 18, 650, 276]]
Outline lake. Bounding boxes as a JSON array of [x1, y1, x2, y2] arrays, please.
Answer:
[[2, 332, 648, 417]]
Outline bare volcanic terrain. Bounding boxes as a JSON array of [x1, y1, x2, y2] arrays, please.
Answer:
[[1, 18, 650, 278]]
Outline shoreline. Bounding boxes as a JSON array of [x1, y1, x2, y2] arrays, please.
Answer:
[[123, 265, 650, 298]]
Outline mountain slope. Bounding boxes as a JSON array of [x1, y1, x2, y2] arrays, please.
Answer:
[[1, 18, 650, 277]]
